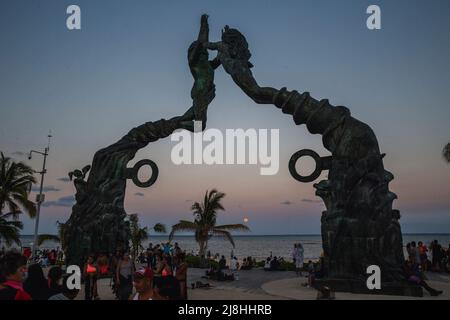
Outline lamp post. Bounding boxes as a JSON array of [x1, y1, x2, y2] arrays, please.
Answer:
[[29, 133, 52, 260]]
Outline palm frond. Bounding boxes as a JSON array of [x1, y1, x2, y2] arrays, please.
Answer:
[[169, 220, 198, 240], [153, 223, 166, 233], [0, 152, 37, 219], [12, 192, 36, 218], [214, 224, 250, 232], [0, 211, 22, 221], [0, 217, 23, 246], [211, 229, 235, 248], [443, 142, 450, 163]]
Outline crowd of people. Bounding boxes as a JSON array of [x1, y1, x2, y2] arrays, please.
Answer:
[[406, 240, 450, 273], [0, 241, 189, 300], [0, 250, 79, 300], [107, 242, 188, 300], [402, 239, 450, 296], [2, 238, 450, 300], [205, 254, 257, 281]]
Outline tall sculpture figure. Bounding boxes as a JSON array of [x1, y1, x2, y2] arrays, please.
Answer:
[[64, 15, 414, 295], [206, 26, 417, 295], [63, 15, 217, 267]]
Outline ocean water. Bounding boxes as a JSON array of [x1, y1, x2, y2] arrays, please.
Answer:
[[13, 234, 450, 261]]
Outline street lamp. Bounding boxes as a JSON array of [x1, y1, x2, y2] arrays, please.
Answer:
[[29, 132, 52, 260]]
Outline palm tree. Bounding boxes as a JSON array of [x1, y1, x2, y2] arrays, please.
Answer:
[[128, 214, 166, 261], [169, 189, 250, 258], [443, 142, 450, 164], [0, 152, 37, 218], [0, 211, 23, 246], [0, 152, 37, 247]]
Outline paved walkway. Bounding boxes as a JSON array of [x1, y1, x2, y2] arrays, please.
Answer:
[[261, 271, 450, 300], [75, 268, 450, 300]]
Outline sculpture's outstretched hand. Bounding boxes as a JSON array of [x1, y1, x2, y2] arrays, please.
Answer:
[[208, 26, 277, 105]]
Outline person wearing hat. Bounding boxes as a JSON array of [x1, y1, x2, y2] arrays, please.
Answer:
[[132, 267, 166, 300]]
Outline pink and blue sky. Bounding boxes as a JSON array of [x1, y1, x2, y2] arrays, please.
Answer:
[[1, 0, 449, 234]]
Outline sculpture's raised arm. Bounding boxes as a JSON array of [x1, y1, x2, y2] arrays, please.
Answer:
[[205, 26, 276, 105], [181, 14, 217, 130], [63, 15, 217, 267], [207, 24, 406, 286]]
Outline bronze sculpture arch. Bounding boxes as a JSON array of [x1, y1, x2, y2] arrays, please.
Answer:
[[63, 15, 418, 296]]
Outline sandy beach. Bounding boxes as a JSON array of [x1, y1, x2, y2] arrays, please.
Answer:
[[75, 267, 450, 300]]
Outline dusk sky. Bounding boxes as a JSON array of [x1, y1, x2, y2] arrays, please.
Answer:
[[1, 0, 449, 235]]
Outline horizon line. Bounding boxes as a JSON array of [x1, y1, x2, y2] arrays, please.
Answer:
[[19, 232, 450, 237]]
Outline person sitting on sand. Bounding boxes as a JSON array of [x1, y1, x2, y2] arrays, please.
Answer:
[[241, 258, 250, 270], [264, 257, 271, 271], [308, 259, 326, 287], [241, 257, 254, 270], [270, 256, 280, 271], [403, 259, 443, 296]]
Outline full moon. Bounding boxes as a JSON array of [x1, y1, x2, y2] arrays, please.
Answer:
[[243, 217, 249, 223]]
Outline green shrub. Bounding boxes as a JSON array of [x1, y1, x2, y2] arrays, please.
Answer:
[[185, 254, 219, 269], [256, 260, 265, 268]]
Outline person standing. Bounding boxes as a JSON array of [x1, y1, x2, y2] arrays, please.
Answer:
[[116, 252, 134, 300], [110, 250, 122, 298], [23, 264, 52, 300], [173, 253, 188, 300], [0, 251, 31, 300], [218, 256, 227, 271], [131, 267, 154, 300], [47, 266, 63, 297], [431, 240, 442, 271], [83, 255, 99, 300], [409, 242, 418, 265], [173, 243, 182, 258], [293, 243, 305, 276], [230, 256, 239, 280], [418, 241, 428, 271]]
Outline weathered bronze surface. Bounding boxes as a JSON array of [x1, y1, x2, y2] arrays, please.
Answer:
[[206, 25, 408, 292], [65, 16, 409, 295], [64, 15, 216, 267]]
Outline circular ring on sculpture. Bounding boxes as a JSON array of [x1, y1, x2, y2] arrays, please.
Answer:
[[131, 159, 159, 188], [289, 149, 323, 183]]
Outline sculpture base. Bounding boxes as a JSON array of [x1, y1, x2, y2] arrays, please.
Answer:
[[314, 278, 423, 297]]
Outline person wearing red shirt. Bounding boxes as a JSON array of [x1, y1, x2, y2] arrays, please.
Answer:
[[0, 250, 31, 300]]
